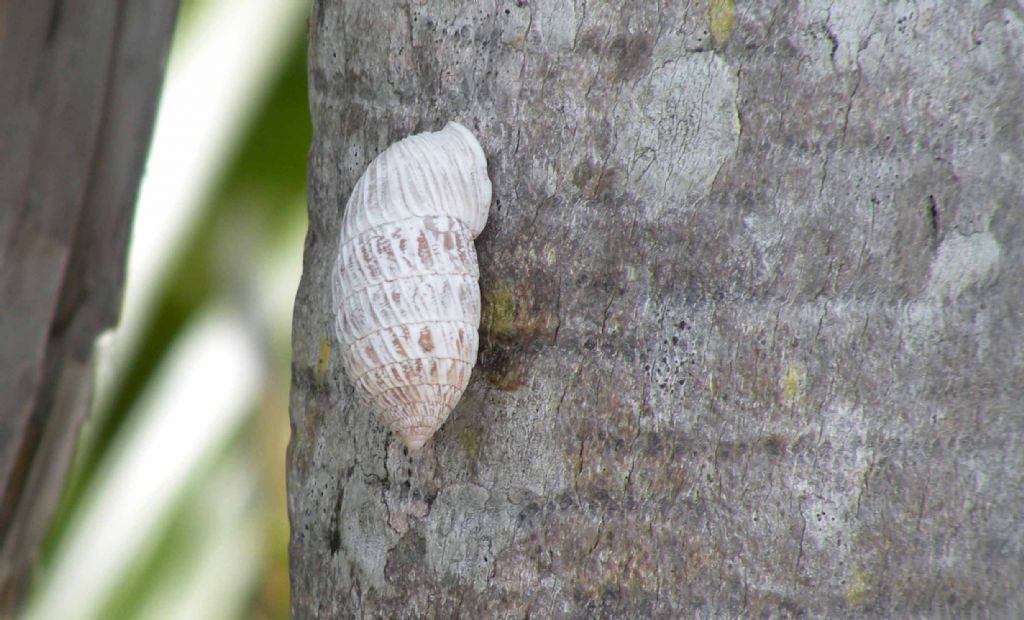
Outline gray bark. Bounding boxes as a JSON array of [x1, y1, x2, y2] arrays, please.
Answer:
[[291, 1, 1024, 617], [0, 0, 178, 612]]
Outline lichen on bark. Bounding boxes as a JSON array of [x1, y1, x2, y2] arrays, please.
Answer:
[[291, 1, 1024, 617]]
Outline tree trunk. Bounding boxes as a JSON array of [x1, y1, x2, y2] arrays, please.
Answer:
[[0, 0, 178, 612], [291, 1, 1024, 616]]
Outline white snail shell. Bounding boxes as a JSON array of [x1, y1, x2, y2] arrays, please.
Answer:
[[332, 122, 492, 450]]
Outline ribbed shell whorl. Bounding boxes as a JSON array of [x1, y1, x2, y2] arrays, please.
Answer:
[[332, 122, 492, 450]]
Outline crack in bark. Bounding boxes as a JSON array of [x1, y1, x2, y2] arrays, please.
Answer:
[[573, 438, 586, 499], [794, 498, 807, 578], [588, 510, 607, 555], [329, 465, 356, 555]]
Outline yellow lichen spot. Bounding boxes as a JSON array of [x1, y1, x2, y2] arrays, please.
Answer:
[[491, 365, 526, 392], [544, 245, 557, 266], [709, 0, 735, 49], [845, 566, 871, 607], [315, 336, 331, 386], [780, 363, 805, 404], [456, 426, 480, 460], [482, 281, 517, 339]]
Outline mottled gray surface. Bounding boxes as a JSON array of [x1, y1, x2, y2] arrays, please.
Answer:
[[291, 1, 1024, 617]]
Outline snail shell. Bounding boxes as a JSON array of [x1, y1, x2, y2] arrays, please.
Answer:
[[332, 122, 492, 450]]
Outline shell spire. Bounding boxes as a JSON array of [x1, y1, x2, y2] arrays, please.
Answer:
[[332, 122, 491, 450]]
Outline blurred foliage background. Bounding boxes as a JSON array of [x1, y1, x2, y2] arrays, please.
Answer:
[[26, 1, 310, 618]]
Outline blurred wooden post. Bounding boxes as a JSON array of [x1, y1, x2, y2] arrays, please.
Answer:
[[0, 0, 178, 612]]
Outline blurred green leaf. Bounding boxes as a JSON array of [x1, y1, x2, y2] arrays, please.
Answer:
[[39, 3, 310, 619], [47, 23, 309, 552]]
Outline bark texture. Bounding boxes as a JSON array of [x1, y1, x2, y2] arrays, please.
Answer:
[[0, 0, 178, 612], [292, 1, 1024, 617]]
